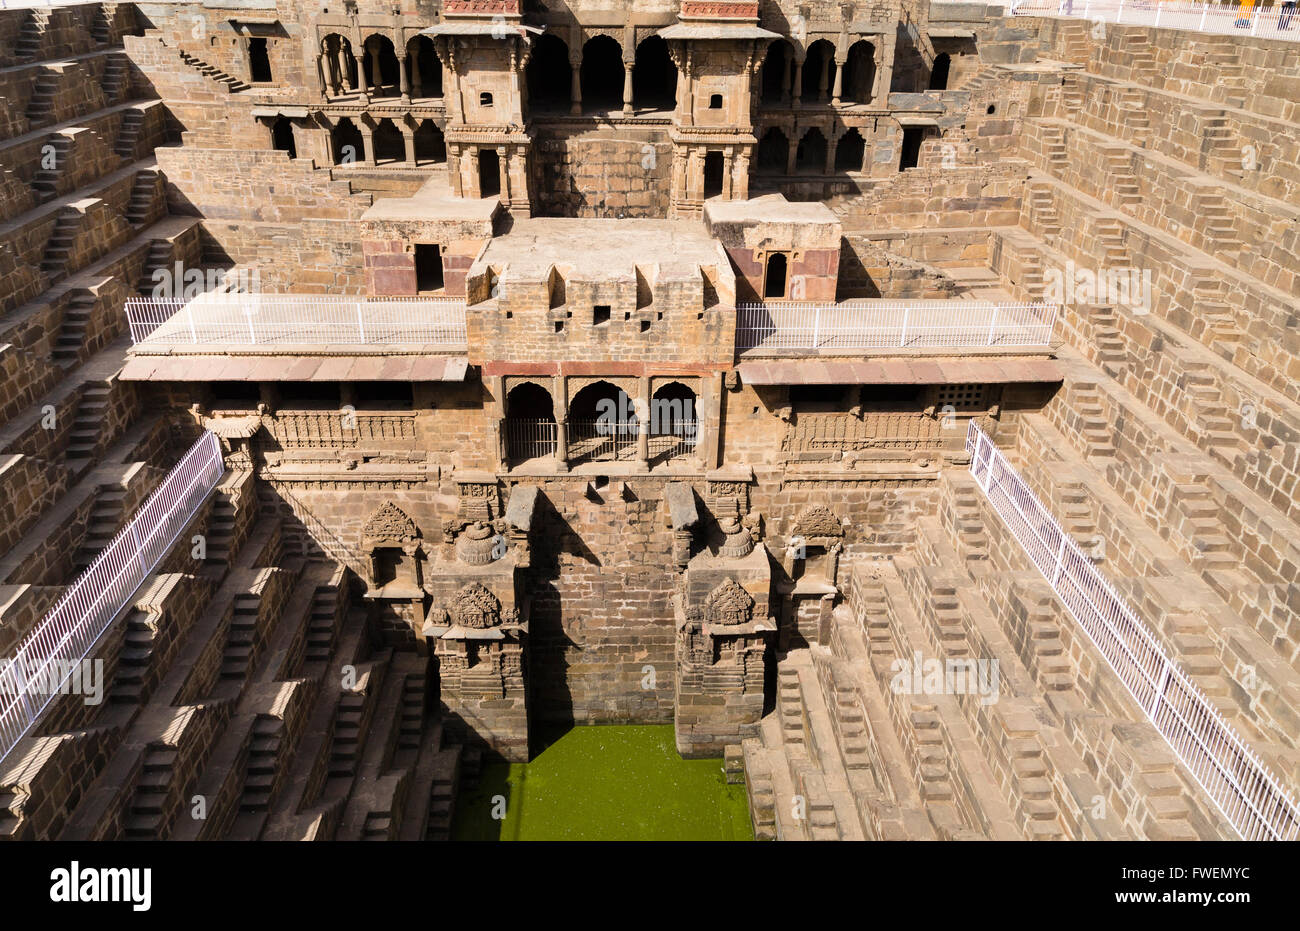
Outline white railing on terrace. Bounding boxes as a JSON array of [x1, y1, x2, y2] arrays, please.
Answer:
[[126, 295, 468, 348], [0, 431, 225, 766], [736, 300, 1059, 352], [966, 422, 1300, 841], [1007, 0, 1300, 42]]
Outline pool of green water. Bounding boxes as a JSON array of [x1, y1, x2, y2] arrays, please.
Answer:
[[451, 725, 754, 841]]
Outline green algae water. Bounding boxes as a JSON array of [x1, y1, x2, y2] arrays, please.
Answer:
[[452, 725, 754, 841]]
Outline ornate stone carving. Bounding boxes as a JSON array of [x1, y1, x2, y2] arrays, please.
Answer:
[[704, 578, 754, 627], [450, 582, 502, 628], [363, 501, 420, 548], [794, 504, 843, 539]]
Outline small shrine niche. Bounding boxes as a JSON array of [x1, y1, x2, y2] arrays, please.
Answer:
[[706, 477, 761, 559], [787, 504, 844, 586], [442, 473, 507, 566], [362, 501, 424, 592]]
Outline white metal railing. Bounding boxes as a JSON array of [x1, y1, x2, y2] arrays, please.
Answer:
[[1008, 0, 1300, 42], [966, 422, 1300, 841], [0, 431, 225, 766], [125, 295, 468, 348], [735, 300, 1059, 352]]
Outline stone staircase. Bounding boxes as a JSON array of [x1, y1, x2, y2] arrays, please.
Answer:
[[101, 54, 130, 104], [108, 608, 155, 704], [124, 168, 159, 228], [304, 584, 340, 663], [51, 290, 97, 365], [328, 691, 366, 780], [176, 49, 250, 93], [219, 594, 260, 681], [72, 484, 127, 571], [124, 743, 176, 838], [1039, 122, 1068, 169], [205, 492, 237, 567], [1072, 383, 1117, 460], [30, 133, 73, 203], [24, 70, 58, 125], [1089, 306, 1126, 375], [1101, 146, 1141, 210], [114, 106, 145, 159], [1191, 188, 1241, 258], [1189, 279, 1244, 358], [40, 207, 81, 281], [239, 716, 281, 814], [66, 381, 111, 464], [1092, 216, 1128, 267], [14, 10, 51, 61], [135, 238, 172, 294], [1116, 86, 1151, 144], [1025, 181, 1062, 243]]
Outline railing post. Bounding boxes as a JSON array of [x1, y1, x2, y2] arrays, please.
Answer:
[[900, 306, 909, 347], [812, 304, 821, 349], [1252, 6, 1261, 34], [1154, 3, 1162, 26], [244, 309, 256, 344], [186, 302, 197, 342], [1117, 0, 1124, 21], [1149, 656, 1172, 720], [1084, 0, 1091, 19], [1050, 533, 1068, 585], [987, 305, 1000, 345], [1200, 3, 1208, 29], [356, 300, 366, 343], [130, 516, 147, 577]]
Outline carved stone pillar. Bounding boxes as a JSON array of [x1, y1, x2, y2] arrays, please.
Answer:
[[622, 60, 634, 114], [818, 54, 831, 101], [399, 53, 410, 102], [569, 57, 582, 115], [791, 58, 803, 108], [733, 150, 750, 200], [354, 53, 368, 102], [402, 122, 416, 164], [831, 54, 845, 105], [553, 375, 569, 472], [411, 43, 423, 97], [358, 124, 374, 166], [635, 376, 650, 470]]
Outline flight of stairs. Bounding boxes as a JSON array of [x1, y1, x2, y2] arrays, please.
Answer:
[[239, 716, 281, 814], [1090, 307, 1127, 375], [304, 585, 339, 663], [14, 10, 50, 62], [65, 382, 110, 464], [177, 49, 251, 93], [329, 692, 365, 779], [1072, 384, 1117, 460], [125, 744, 177, 838], [1101, 146, 1142, 210], [114, 106, 145, 159], [72, 485, 127, 572], [135, 239, 172, 294], [1026, 182, 1063, 243], [30, 133, 72, 203], [52, 290, 97, 365], [109, 609, 155, 704], [101, 54, 129, 104], [125, 169, 159, 228], [40, 208, 81, 281], [219, 594, 259, 681]]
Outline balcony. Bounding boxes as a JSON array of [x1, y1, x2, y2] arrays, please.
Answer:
[[126, 294, 467, 349], [120, 294, 470, 384], [735, 300, 1060, 356]]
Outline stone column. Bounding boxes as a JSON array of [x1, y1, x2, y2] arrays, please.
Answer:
[[411, 43, 423, 97], [734, 150, 750, 199], [872, 34, 895, 105], [831, 54, 845, 105], [354, 53, 369, 102], [358, 123, 374, 165], [399, 53, 411, 102], [449, 145, 464, 196], [722, 146, 734, 199], [782, 47, 793, 103], [498, 145, 510, 201], [826, 133, 838, 173], [635, 377, 650, 471], [368, 40, 382, 89], [339, 45, 354, 92], [553, 375, 569, 472], [686, 148, 702, 202], [402, 122, 416, 164], [785, 134, 798, 174], [622, 60, 634, 114], [569, 57, 582, 115], [467, 148, 480, 196], [791, 58, 803, 108]]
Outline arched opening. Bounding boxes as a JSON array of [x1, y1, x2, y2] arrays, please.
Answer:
[[479, 148, 501, 197], [363, 34, 400, 97], [759, 39, 792, 104], [632, 35, 676, 111], [756, 127, 788, 174], [406, 36, 441, 98], [650, 382, 698, 463], [834, 127, 864, 171], [331, 117, 364, 164], [526, 34, 570, 112], [506, 382, 556, 462], [703, 151, 725, 198], [569, 380, 634, 464], [841, 40, 876, 104], [929, 53, 951, 91], [248, 37, 272, 82], [795, 126, 827, 173], [271, 118, 296, 158], [764, 253, 788, 299], [372, 118, 405, 165], [802, 40, 836, 103], [413, 120, 446, 164], [580, 35, 624, 112], [321, 34, 356, 96]]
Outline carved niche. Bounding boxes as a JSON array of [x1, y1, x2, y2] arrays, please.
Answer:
[[793, 504, 843, 541], [363, 501, 421, 551], [450, 582, 501, 629], [704, 578, 755, 627]]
